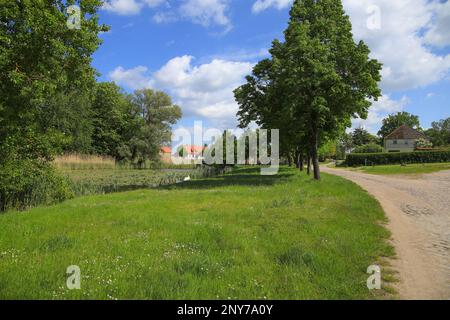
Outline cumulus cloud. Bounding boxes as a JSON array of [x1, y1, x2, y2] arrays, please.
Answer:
[[103, 0, 143, 15], [424, 1, 450, 48], [252, 0, 450, 91], [109, 56, 253, 128], [252, 0, 292, 13], [179, 0, 232, 31], [104, 0, 232, 31], [108, 66, 154, 89], [352, 95, 410, 133], [344, 0, 450, 92]]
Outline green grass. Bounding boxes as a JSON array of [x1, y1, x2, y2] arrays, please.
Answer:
[[0, 167, 394, 299], [346, 162, 450, 175]]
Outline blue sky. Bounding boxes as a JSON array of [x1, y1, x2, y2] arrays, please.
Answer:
[[93, 0, 450, 134]]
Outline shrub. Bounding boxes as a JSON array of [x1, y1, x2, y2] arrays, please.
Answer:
[[353, 143, 383, 154], [345, 150, 450, 166], [0, 159, 74, 212]]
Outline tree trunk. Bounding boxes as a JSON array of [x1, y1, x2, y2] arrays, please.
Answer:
[[306, 153, 311, 175], [311, 128, 321, 180], [295, 150, 300, 168], [298, 151, 304, 171], [287, 154, 292, 167]]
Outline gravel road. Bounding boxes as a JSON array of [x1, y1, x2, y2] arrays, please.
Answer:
[[321, 166, 450, 300]]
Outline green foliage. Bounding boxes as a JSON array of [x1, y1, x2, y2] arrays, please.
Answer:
[[425, 117, 450, 147], [0, 129, 74, 211], [235, 0, 382, 179], [91, 82, 130, 157], [0, 0, 106, 211], [351, 128, 379, 146], [353, 143, 383, 154], [37, 90, 95, 154], [0, 160, 73, 211], [318, 140, 337, 161], [0, 0, 107, 144], [346, 150, 450, 166], [114, 88, 182, 167], [378, 112, 421, 138]]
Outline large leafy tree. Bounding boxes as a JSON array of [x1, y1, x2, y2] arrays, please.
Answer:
[[117, 89, 182, 167], [377, 112, 421, 138], [0, 0, 107, 160], [235, 0, 382, 179], [425, 117, 450, 146]]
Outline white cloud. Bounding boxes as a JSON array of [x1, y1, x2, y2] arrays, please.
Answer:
[[103, 0, 166, 15], [353, 95, 410, 133], [252, 0, 450, 92], [103, 0, 143, 15], [104, 0, 232, 31], [344, 0, 450, 92], [424, 1, 450, 47], [252, 0, 292, 14], [152, 11, 177, 24], [143, 0, 166, 8], [108, 66, 154, 89], [109, 56, 253, 129], [179, 0, 232, 32]]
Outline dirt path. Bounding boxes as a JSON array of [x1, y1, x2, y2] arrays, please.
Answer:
[[321, 166, 449, 300]]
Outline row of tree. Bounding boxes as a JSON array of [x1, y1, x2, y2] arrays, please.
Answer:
[[234, 0, 382, 180]]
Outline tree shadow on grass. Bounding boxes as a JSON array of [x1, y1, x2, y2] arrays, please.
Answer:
[[161, 166, 296, 190]]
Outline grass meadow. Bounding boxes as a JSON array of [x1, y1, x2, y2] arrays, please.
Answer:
[[0, 167, 395, 299]]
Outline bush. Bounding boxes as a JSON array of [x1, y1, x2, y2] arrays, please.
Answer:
[[353, 143, 383, 154], [346, 150, 450, 166], [0, 160, 74, 212]]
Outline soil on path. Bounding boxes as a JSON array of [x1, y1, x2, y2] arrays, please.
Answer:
[[321, 166, 449, 299]]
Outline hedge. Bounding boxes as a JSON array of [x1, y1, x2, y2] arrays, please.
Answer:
[[346, 150, 450, 166]]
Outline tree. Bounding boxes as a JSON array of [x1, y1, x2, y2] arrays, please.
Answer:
[[351, 127, 378, 146], [0, 0, 108, 160], [91, 82, 130, 157], [425, 117, 450, 147], [378, 112, 421, 139], [0, 1, 108, 210], [36, 90, 94, 154], [235, 0, 382, 180], [130, 89, 182, 161], [337, 132, 353, 159]]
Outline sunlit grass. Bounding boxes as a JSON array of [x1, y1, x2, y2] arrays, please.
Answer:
[[0, 167, 395, 299]]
